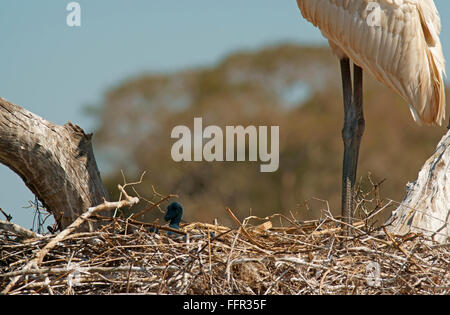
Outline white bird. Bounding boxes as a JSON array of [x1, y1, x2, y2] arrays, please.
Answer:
[[296, 0, 446, 229]]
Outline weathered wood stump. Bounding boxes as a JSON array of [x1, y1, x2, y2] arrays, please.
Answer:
[[386, 128, 450, 243], [0, 98, 109, 231]]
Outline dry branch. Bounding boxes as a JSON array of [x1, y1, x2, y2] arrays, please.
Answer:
[[1, 208, 448, 295], [1, 185, 139, 294], [0, 220, 42, 239], [225, 207, 266, 249], [387, 129, 450, 243], [35, 185, 139, 266], [0, 98, 109, 231]]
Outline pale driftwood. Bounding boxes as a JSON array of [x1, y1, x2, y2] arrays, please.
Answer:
[[0, 219, 42, 239], [35, 185, 138, 266], [387, 129, 450, 243], [0, 265, 146, 279], [226, 207, 266, 249], [0, 97, 109, 231], [1, 185, 139, 295]]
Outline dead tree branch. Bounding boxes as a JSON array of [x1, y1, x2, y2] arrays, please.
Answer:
[[0, 97, 109, 231]]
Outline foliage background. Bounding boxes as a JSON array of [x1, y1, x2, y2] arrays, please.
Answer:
[[94, 44, 448, 226]]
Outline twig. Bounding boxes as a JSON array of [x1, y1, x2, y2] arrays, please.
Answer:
[[0, 219, 42, 239], [131, 194, 176, 220], [1, 185, 139, 294], [36, 185, 139, 265], [0, 207, 12, 221], [225, 207, 266, 249]]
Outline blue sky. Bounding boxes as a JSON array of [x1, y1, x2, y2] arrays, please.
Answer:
[[1, 0, 449, 229]]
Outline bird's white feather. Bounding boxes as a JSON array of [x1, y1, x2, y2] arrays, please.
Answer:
[[297, 0, 446, 125]]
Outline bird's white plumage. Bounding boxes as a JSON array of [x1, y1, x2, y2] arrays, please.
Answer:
[[297, 0, 446, 125]]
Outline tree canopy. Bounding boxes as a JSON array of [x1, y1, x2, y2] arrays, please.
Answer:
[[92, 43, 447, 225]]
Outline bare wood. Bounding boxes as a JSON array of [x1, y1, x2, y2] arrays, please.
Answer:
[[130, 194, 176, 220], [183, 222, 229, 234], [1, 185, 139, 294], [386, 129, 450, 243], [128, 218, 187, 235], [2, 213, 448, 295], [35, 185, 138, 265], [383, 227, 428, 274], [0, 207, 12, 221], [0, 219, 42, 239], [252, 221, 273, 233], [311, 221, 364, 237], [0, 97, 109, 231], [225, 207, 266, 249]]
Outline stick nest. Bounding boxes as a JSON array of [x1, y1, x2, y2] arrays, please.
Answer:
[[1, 212, 448, 295]]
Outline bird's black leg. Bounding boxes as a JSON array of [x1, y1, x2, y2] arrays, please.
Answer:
[[352, 64, 365, 186], [340, 58, 353, 231], [340, 59, 365, 235]]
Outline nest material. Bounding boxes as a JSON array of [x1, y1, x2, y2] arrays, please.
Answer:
[[1, 212, 449, 295]]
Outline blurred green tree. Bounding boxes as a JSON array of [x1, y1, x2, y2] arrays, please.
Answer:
[[91, 44, 447, 226]]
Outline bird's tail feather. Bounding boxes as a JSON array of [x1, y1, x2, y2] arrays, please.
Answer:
[[419, 48, 446, 126]]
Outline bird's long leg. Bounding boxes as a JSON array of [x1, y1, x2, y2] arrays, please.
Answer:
[[340, 58, 354, 233], [340, 59, 365, 234], [352, 64, 365, 186]]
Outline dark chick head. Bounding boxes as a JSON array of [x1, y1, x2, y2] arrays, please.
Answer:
[[165, 202, 183, 226]]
